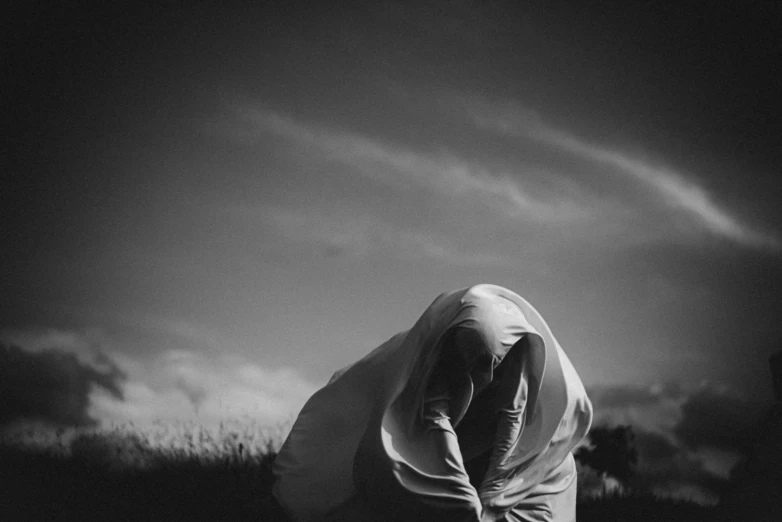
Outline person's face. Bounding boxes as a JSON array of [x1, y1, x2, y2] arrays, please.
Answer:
[[451, 328, 498, 397]]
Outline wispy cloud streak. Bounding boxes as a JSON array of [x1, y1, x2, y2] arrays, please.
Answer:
[[223, 105, 589, 224], [462, 98, 780, 250]]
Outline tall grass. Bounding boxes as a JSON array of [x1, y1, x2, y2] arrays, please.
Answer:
[[1, 421, 722, 521], [577, 489, 719, 522], [1, 420, 290, 521]]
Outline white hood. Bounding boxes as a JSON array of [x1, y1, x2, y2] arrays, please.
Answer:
[[273, 284, 592, 521]]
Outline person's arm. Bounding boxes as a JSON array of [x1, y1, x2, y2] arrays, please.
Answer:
[[477, 344, 530, 520], [423, 363, 452, 430]]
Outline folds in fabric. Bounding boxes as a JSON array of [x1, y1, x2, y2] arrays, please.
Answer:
[[273, 284, 593, 522]]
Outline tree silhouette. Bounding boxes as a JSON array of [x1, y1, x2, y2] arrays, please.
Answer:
[[575, 425, 638, 488]]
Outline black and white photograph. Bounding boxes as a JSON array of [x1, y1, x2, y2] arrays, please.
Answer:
[[3, 1, 781, 520]]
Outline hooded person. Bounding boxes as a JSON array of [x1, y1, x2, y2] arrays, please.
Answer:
[[272, 284, 593, 522]]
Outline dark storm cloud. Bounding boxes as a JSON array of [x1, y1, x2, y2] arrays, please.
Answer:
[[587, 382, 684, 409], [633, 428, 730, 499], [584, 382, 771, 499], [589, 382, 767, 453], [634, 429, 678, 462], [0, 344, 126, 428], [674, 387, 766, 452], [577, 422, 730, 501]]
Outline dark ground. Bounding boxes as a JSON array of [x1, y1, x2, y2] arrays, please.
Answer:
[[1, 443, 730, 521]]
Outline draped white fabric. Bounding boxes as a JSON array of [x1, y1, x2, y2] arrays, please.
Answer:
[[273, 284, 593, 522]]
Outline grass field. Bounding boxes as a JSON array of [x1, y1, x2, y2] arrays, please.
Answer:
[[0, 422, 724, 521]]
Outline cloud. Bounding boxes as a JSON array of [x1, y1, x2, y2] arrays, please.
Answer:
[[1, 326, 318, 432], [634, 428, 679, 462], [89, 348, 317, 428], [174, 375, 207, 411], [584, 381, 765, 502], [0, 327, 117, 373], [215, 99, 780, 257], [587, 382, 685, 410], [458, 96, 780, 250], [588, 381, 766, 453], [0, 343, 126, 428], [575, 424, 729, 504], [633, 428, 731, 503], [587, 382, 685, 435], [217, 104, 590, 225], [674, 386, 766, 452]]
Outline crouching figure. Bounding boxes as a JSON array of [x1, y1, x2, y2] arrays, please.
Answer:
[[273, 284, 593, 522]]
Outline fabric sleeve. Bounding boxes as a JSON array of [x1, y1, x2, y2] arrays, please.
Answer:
[[503, 453, 577, 522], [478, 341, 531, 516], [423, 361, 453, 431]]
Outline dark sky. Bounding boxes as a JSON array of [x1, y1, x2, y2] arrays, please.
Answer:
[[3, 0, 781, 502]]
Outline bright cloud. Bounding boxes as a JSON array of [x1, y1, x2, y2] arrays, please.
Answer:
[[1, 328, 318, 431], [459, 97, 780, 250], [90, 348, 316, 428]]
